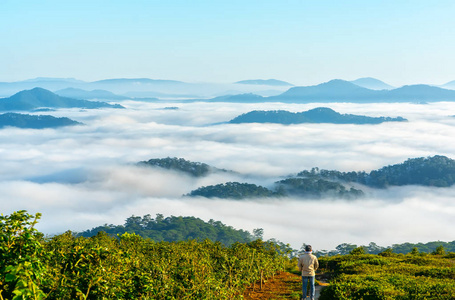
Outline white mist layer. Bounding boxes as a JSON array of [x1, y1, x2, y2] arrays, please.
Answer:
[[1, 101, 455, 250]]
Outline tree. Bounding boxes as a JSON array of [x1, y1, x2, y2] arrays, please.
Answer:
[[433, 245, 445, 255], [336, 243, 357, 255], [155, 213, 164, 222], [253, 228, 264, 240], [379, 248, 394, 257], [367, 242, 385, 254], [350, 246, 366, 255], [0, 210, 47, 299]]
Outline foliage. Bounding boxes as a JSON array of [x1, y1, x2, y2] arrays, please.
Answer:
[[187, 178, 363, 200], [188, 181, 281, 199], [276, 177, 363, 199], [350, 247, 366, 255], [0, 211, 46, 300], [298, 155, 455, 188], [319, 253, 455, 300], [391, 241, 455, 254], [141, 156, 455, 201], [79, 213, 255, 246], [1, 211, 289, 300], [138, 157, 221, 177], [316, 241, 455, 257], [433, 245, 446, 255]]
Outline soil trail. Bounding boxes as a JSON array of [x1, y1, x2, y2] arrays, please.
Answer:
[[242, 272, 327, 300]]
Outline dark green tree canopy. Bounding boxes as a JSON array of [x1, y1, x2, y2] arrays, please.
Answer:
[[78, 213, 255, 246], [138, 157, 226, 177], [298, 155, 455, 188], [187, 182, 281, 199]]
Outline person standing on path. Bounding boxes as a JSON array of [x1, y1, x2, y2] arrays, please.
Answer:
[[298, 245, 319, 300]]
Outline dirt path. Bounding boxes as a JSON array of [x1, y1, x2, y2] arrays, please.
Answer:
[[242, 272, 327, 300], [313, 283, 328, 299]]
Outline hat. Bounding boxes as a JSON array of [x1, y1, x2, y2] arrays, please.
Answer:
[[305, 245, 312, 252]]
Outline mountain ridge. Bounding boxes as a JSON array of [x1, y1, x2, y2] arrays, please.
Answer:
[[210, 79, 455, 103], [350, 77, 394, 90], [137, 155, 455, 200], [55, 87, 130, 100], [0, 112, 82, 129], [234, 79, 294, 86], [229, 107, 406, 124], [0, 87, 124, 111], [92, 78, 185, 85]]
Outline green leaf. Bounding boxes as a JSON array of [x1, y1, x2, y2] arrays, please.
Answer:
[[5, 273, 16, 282]]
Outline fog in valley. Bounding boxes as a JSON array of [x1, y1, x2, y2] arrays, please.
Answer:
[[2, 101, 455, 250]]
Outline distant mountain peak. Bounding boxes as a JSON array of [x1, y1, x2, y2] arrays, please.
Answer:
[[21, 77, 85, 83], [350, 77, 394, 90], [93, 78, 184, 84], [0, 88, 124, 111], [317, 79, 366, 89], [278, 79, 372, 100], [235, 79, 294, 86], [0, 112, 82, 129], [16, 87, 57, 97], [55, 87, 129, 100]]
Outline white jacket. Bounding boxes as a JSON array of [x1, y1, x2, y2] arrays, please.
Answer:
[[298, 252, 319, 276]]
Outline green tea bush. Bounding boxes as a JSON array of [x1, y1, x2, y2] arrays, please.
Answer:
[[1, 211, 289, 300], [319, 251, 455, 300], [0, 211, 47, 300]]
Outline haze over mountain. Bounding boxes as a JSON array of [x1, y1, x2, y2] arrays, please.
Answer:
[[234, 79, 294, 86], [440, 80, 455, 90], [209, 93, 265, 103], [0, 88, 124, 111], [209, 79, 455, 103], [0, 78, 88, 96], [55, 88, 130, 100], [349, 77, 394, 90], [0, 77, 186, 96], [3, 77, 455, 102], [123, 91, 196, 99], [0, 112, 81, 129], [229, 107, 406, 124], [271, 80, 382, 102], [0, 77, 292, 99]]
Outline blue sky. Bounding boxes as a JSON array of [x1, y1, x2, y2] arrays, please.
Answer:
[[1, 0, 454, 85]]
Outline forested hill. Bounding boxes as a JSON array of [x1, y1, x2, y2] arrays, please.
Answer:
[[0, 87, 124, 111], [188, 179, 363, 199], [188, 182, 281, 199], [140, 156, 455, 200], [137, 157, 228, 177], [299, 155, 455, 188], [78, 214, 257, 246], [318, 240, 455, 256], [77, 212, 455, 255], [229, 107, 406, 124], [0, 113, 81, 129]]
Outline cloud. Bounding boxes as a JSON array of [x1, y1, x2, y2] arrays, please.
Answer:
[[2, 101, 455, 250]]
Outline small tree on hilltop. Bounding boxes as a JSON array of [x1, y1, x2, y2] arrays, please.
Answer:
[[349, 246, 366, 255], [433, 245, 445, 255]]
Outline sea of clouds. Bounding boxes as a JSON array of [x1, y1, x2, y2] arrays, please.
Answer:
[[2, 101, 455, 250]]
